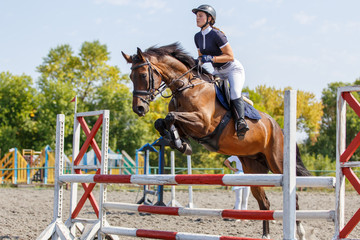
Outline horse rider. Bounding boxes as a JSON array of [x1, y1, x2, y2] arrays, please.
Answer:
[[192, 4, 249, 138]]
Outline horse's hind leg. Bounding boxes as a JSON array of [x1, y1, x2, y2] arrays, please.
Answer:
[[239, 156, 271, 239], [250, 186, 271, 239], [266, 148, 309, 239], [296, 194, 307, 240]]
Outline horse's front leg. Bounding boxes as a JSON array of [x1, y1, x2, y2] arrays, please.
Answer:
[[154, 116, 193, 155], [154, 118, 168, 137], [164, 111, 210, 137], [162, 111, 209, 155], [155, 117, 181, 148]]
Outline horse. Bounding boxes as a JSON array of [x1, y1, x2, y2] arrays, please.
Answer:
[[122, 42, 311, 239]]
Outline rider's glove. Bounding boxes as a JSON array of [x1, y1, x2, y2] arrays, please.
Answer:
[[194, 58, 200, 66], [201, 55, 214, 63]]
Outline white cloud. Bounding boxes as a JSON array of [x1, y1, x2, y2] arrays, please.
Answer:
[[94, 0, 130, 6], [320, 22, 340, 33], [247, 0, 283, 3], [250, 18, 267, 29], [293, 11, 316, 25], [95, 18, 103, 25], [136, 0, 171, 14], [347, 21, 360, 29], [219, 8, 235, 18], [137, 0, 166, 9]]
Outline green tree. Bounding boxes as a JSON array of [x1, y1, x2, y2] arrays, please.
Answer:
[[306, 80, 360, 161], [0, 72, 38, 152], [245, 85, 323, 143], [93, 75, 164, 155], [36, 40, 152, 156]]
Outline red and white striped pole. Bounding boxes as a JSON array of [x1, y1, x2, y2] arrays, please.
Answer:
[[102, 226, 265, 240]]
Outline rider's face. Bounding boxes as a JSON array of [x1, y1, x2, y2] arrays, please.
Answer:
[[196, 11, 209, 28]]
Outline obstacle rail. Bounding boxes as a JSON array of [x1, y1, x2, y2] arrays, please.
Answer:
[[103, 202, 334, 221], [38, 90, 345, 240], [101, 227, 265, 240], [59, 173, 335, 187]]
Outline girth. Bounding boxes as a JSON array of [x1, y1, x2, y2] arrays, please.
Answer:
[[193, 111, 232, 152]]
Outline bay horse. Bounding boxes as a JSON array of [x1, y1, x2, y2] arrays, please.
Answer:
[[122, 43, 311, 239]]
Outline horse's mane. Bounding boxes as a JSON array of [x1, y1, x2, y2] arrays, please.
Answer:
[[143, 42, 211, 76]]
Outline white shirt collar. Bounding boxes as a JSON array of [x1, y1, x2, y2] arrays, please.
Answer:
[[201, 26, 212, 35]]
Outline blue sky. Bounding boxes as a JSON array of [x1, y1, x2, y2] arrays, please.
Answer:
[[1, 0, 360, 99]]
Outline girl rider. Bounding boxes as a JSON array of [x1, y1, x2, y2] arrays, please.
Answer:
[[192, 4, 249, 138]]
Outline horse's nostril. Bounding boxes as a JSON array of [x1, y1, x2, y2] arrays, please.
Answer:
[[137, 106, 145, 115]]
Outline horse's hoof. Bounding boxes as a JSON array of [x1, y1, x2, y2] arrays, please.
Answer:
[[181, 143, 193, 155], [262, 235, 271, 239]]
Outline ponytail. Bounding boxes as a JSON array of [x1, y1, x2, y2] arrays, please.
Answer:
[[209, 16, 225, 34], [211, 25, 225, 34]]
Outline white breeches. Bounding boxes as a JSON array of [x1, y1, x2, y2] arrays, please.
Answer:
[[213, 59, 245, 100], [234, 186, 250, 210]]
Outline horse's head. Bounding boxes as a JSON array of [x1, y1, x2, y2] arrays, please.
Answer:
[[122, 43, 211, 117], [122, 48, 162, 117]]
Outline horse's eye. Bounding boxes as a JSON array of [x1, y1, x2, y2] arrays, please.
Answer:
[[141, 73, 147, 79]]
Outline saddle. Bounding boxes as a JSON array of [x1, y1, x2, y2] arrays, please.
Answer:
[[193, 78, 261, 152], [215, 78, 261, 120]]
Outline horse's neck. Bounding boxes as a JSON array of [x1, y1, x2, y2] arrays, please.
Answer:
[[158, 59, 213, 93], [163, 68, 192, 92]]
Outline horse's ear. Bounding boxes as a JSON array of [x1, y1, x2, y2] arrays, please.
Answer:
[[137, 47, 146, 62], [121, 51, 132, 64]]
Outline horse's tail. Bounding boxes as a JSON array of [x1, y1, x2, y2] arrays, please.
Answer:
[[295, 144, 312, 176]]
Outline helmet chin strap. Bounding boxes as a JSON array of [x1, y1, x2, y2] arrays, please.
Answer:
[[201, 15, 210, 30], [201, 21, 209, 30]]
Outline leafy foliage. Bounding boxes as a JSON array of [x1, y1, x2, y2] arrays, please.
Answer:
[[305, 80, 360, 162], [0, 72, 38, 150], [244, 85, 323, 143]]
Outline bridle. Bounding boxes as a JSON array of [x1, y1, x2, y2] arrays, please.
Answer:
[[131, 58, 206, 105], [130, 58, 163, 105]]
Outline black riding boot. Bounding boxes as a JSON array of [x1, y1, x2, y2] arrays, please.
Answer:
[[230, 97, 249, 138]]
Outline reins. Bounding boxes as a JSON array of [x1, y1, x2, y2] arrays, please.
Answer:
[[131, 58, 214, 104]]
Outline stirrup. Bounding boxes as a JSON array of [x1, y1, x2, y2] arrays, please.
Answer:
[[236, 119, 249, 137]]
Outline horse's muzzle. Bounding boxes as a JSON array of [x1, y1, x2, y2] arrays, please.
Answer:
[[133, 105, 148, 117]]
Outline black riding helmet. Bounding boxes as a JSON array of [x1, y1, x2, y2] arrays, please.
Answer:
[[192, 4, 216, 28]]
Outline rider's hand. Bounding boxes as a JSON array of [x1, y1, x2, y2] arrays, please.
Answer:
[[201, 55, 214, 63], [194, 58, 201, 66]]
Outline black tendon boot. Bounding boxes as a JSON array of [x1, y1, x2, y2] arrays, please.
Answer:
[[230, 97, 249, 138]]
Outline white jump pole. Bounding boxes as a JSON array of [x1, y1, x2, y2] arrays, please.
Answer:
[[54, 114, 65, 222], [334, 87, 347, 237], [186, 155, 195, 208], [167, 151, 182, 207], [283, 90, 297, 240], [144, 149, 150, 201], [68, 110, 80, 235], [37, 114, 72, 240], [98, 110, 110, 240]]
